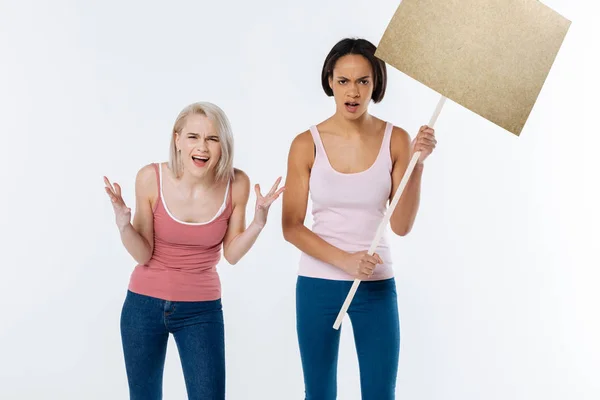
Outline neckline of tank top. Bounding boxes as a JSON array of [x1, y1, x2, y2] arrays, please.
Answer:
[[157, 163, 230, 226], [311, 121, 391, 177]]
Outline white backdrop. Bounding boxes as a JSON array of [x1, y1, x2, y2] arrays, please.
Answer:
[[1, 0, 598, 399]]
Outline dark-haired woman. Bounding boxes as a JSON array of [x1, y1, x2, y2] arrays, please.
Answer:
[[282, 38, 437, 399]]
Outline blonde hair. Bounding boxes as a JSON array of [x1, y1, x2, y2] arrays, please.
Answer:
[[169, 102, 235, 183]]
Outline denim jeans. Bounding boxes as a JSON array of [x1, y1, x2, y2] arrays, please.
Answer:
[[120, 290, 225, 400], [296, 276, 400, 400]]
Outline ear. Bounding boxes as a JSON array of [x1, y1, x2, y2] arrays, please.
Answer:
[[174, 132, 181, 151], [328, 74, 333, 91]]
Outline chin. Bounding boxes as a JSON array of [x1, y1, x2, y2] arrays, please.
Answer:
[[185, 163, 211, 178], [341, 108, 367, 120]]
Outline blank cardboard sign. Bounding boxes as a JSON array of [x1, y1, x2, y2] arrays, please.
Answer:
[[375, 0, 571, 135]]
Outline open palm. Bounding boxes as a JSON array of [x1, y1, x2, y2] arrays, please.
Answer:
[[253, 176, 285, 227], [104, 176, 131, 231]]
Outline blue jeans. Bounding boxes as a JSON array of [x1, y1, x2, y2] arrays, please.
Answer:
[[296, 276, 400, 400], [120, 290, 225, 400]]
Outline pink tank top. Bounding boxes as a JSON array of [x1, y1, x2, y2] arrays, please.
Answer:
[[298, 122, 395, 281], [128, 163, 233, 301]]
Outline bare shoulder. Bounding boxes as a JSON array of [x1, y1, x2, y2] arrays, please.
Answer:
[[135, 163, 158, 196], [291, 130, 314, 149], [390, 125, 411, 160], [232, 168, 250, 187], [391, 125, 411, 144], [231, 168, 251, 204], [288, 130, 315, 165]]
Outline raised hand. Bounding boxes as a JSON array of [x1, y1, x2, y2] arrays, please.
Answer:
[[411, 125, 437, 164], [253, 176, 285, 228], [104, 176, 131, 232]]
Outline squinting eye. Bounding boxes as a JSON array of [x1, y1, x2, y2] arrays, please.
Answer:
[[360, 80, 369, 85], [338, 80, 347, 84]]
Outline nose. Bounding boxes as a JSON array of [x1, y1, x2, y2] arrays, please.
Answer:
[[347, 84, 360, 98], [196, 139, 208, 152]]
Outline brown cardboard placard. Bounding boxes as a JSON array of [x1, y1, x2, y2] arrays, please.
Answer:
[[375, 0, 571, 135], [333, 0, 572, 329]]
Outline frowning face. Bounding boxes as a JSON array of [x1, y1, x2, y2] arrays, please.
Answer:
[[175, 114, 222, 179], [328, 54, 374, 120]]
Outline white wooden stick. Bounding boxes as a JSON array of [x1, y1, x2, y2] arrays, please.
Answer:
[[332, 95, 447, 330]]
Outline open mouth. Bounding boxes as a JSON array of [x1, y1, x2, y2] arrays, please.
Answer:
[[192, 155, 209, 167], [345, 102, 360, 112]]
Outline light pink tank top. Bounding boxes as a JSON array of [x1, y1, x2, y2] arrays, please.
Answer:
[[128, 163, 233, 301], [298, 122, 395, 281]]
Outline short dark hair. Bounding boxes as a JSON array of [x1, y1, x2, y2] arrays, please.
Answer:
[[321, 38, 387, 103]]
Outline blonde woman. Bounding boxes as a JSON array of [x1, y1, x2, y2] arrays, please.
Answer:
[[104, 102, 284, 399]]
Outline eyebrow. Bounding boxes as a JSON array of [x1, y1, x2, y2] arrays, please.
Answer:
[[336, 75, 372, 80], [185, 132, 218, 136]]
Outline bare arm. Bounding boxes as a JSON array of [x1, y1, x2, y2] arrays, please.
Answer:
[[222, 170, 258, 265], [222, 169, 283, 265], [282, 132, 379, 275], [105, 164, 155, 264], [389, 126, 425, 236]]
